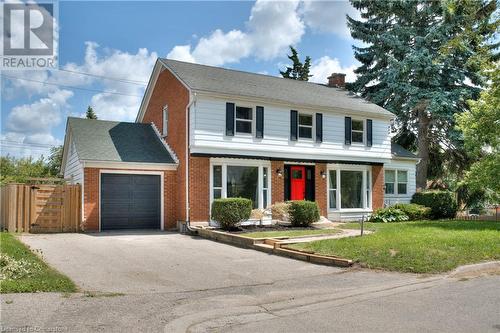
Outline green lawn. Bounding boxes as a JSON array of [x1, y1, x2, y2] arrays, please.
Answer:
[[0, 232, 76, 293], [289, 220, 500, 273], [241, 228, 340, 239]]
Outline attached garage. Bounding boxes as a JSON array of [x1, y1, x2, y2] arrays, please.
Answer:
[[61, 117, 178, 232], [101, 173, 161, 230]]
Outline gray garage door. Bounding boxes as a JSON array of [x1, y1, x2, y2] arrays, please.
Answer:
[[101, 174, 161, 230]]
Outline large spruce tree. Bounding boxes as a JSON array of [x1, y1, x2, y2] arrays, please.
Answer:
[[280, 46, 313, 81], [347, 0, 497, 189]]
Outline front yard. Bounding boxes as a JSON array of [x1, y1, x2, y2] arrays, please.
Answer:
[[289, 220, 500, 273], [0, 232, 76, 293]]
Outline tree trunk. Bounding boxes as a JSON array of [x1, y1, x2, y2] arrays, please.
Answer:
[[416, 102, 430, 190]]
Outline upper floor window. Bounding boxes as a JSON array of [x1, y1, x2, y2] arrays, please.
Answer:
[[162, 105, 168, 136], [351, 119, 364, 143], [298, 113, 313, 139], [235, 106, 253, 134], [385, 169, 408, 195]]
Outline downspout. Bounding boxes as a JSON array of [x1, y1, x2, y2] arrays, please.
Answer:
[[185, 91, 196, 232]]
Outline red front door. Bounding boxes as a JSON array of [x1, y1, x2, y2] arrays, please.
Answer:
[[290, 166, 306, 200]]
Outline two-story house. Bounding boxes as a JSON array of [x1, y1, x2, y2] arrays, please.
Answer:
[[61, 59, 418, 231]]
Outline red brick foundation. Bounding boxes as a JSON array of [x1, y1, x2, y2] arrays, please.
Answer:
[[189, 156, 210, 222], [372, 165, 384, 210], [314, 163, 328, 216], [271, 161, 285, 204]]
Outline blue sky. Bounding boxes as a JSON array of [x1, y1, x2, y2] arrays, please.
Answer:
[[1, 0, 361, 158]]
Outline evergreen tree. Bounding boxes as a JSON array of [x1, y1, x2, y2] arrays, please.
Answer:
[[47, 145, 63, 176], [347, 0, 498, 189], [85, 106, 97, 119], [280, 46, 313, 81]]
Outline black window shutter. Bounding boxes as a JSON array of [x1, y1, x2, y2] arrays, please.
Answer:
[[226, 102, 235, 136], [256, 106, 264, 138], [290, 110, 298, 141], [315, 113, 323, 143], [367, 119, 373, 147], [345, 116, 352, 145]]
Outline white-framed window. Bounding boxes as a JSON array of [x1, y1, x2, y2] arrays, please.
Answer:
[[351, 119, 364, 143], [328, 170, 337, 209], [385, 169, 408, 195], [385, 170, 395, 194], [162, 105, 168, 136], [328, 165, 371, 210], [210, 159, 271, 210], [397, 170, 408, 195], [298, 113, 313, 139], [212, 165, 222, 199], [235, 106, 253, 134]]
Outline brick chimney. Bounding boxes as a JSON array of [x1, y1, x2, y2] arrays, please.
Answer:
[[327, 73, 346, 88]]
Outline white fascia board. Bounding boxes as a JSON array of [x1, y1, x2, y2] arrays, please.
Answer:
[[135, 60, 165, 123], [190, 146, 392, 164], [82, 160, 177, 171]]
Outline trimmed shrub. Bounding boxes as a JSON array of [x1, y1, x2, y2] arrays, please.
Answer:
[[288, 201, 320, 227], [270, 202, 290, 221], [391, 203, 431, 220], [369, 207, 409, 223], [411, 190, 458, 219], [211, 198, 252, 230]]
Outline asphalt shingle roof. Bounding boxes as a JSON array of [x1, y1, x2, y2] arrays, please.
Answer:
[[67, 117, 176, 164], [160, 59, 394, 117], [391, 143, 418, 159]]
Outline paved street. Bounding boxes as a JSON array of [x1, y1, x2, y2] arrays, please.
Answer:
[[1, 232, 499, 332]]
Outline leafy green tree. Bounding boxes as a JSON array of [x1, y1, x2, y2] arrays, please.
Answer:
[[0, 155, 52, 184], [347, 0, 498, 189], [456, 62, 500, 200], [47, 145, 63, 176], [85, 106, 97, 119], [280, 46, 312, 81]]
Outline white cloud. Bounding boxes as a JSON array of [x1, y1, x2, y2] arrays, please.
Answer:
[[300, 0, 359, 39], [309, 56, 356, 84], [7, 89, 73, 134], [167, 0, 305, 66]]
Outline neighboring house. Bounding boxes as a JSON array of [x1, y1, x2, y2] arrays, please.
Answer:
[[61, 59, 418, 231]]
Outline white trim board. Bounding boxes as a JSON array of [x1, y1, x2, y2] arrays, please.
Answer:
[[82, 160, 177, 171], [98, 169, 165, 232]]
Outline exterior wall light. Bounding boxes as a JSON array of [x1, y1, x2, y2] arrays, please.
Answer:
[[276, 168, 283, 177], [320, 171, 326, 179]]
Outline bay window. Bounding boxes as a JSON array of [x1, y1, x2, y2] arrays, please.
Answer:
[[340, 171, 363, 208], [327, 166, 371, 210], [211, 161, 270, 210]]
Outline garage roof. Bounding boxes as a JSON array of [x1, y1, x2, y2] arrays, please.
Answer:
[[67, 117, 177, 164]]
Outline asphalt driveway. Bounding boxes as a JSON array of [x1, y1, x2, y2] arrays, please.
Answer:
[[19, 231, 339, 293]]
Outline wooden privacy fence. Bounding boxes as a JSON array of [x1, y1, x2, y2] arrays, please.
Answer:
[[1, 184, 81, 233]]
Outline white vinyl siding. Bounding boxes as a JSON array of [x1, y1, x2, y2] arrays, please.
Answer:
[[191, 96, 392, 162], [63, 140, 83, 184], [384, 159, 418, 205]]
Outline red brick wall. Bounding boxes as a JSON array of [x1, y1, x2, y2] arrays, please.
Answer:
[[314, 163, 328, 216], [271, 161, 285, 204], [141, 68, 190, 222], [372, 165, 384, 210], [83, 168, 99, 231], [189, 156, 210, 222], [82, 167, 178, 231]]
